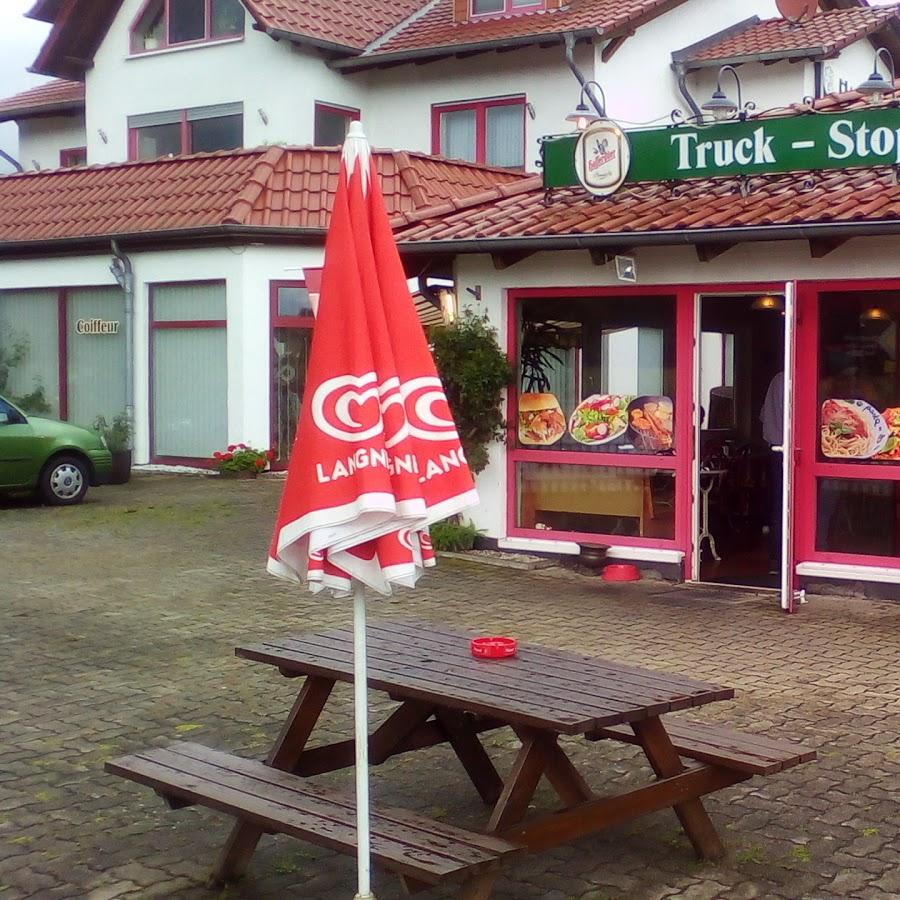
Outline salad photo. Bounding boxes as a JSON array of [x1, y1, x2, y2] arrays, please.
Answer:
[[873, 407, 900, 461], [569, 394, 632, 445]]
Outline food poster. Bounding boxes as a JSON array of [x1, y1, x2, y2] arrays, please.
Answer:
[[820, 399, 900, 460], [518, 391, 674, 453]]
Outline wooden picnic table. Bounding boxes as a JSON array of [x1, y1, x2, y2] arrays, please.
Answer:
[[107, 618, 814, 897]]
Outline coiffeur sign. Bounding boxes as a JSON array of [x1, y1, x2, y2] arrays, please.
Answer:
[[545, 108, 900, 192]]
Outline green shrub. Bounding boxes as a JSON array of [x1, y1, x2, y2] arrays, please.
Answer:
[[429, 311, 512, 474], [430, 519, 479, 553]]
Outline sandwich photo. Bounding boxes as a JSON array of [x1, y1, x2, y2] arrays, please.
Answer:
[[518, 392, 566, 445]]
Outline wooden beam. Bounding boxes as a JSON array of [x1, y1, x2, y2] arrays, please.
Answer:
[[601, 34, 631, 63], [695, 243, 735, 263], [809, 237, 848, 258], [491, 250, 534, 270]]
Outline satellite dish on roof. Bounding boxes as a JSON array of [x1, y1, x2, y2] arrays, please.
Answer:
[[776, 0, 818, 24]]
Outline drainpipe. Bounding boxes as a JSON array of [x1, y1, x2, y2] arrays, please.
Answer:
[[564, 32, 605, 116], [0, 149, 24, 173], [673, 62, 703, 121], [109, 240, 135, 449]]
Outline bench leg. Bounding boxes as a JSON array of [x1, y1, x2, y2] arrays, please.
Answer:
[[210, 675, 335, 884], [631, 717, 725, 860], [459, 870, 498, 900]]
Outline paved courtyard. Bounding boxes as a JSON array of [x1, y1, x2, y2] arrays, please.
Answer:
[[2, 474, 899, 899]]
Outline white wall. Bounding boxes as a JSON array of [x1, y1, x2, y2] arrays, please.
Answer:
[[0, 243, 329, 463], [86, 0, 366, 163], [687, 61, 807, 119], [361, 41, 593, 168], [17, 114, 86, 170], [454, 235, 900, 541], [599, 0, 781, 126]]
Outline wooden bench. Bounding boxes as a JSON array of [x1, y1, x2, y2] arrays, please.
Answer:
[[105, 742, 521, 899], [587, 718, 816, 775]]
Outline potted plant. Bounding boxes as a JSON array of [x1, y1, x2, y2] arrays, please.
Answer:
[[213, 443, 274, 478], [94, 413, 133, 484]]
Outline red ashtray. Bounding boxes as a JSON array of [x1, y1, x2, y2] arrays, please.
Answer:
[[471, 636, 517, 659], [602, 563, 641, 582]]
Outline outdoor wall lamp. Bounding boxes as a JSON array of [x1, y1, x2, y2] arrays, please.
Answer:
[[857, 48, 896, 104], [701, 65, 756, 122], [565, 80, 606, 130]]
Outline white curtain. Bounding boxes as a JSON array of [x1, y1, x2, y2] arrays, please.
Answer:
[[440, 109, 477, 162], [0, 290, 60, 416], [151, 283, 227, 458], [486, 104, 524, 168], [67, 288, 127, 429]]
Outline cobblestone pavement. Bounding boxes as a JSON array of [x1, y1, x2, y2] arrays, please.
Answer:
[[2, 474, 899, 900]]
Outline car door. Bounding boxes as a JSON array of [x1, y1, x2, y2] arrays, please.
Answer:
[[0, 398, 37, 487]]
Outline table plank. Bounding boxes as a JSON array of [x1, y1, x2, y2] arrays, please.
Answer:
[[236, 619, 732, 735]]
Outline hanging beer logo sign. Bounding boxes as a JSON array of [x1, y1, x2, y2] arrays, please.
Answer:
[[574, 119, 631, 197]]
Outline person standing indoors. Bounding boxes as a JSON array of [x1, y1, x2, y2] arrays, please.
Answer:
[[760, 370, 784, 575]]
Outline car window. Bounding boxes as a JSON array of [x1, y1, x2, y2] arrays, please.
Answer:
[[0, 398, 21, 424]]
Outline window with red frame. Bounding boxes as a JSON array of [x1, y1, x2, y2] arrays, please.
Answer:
[[471, 0, 542, 15], [59, 147, 87, 168], [314, 103, 360, 146], [131, 0, 244, 53], [128, 103, 243, 159], [432, 96, 525, 168]]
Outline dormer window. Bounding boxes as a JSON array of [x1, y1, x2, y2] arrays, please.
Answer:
[[471, 0, 543, 16], [131, 0, 245, 54]]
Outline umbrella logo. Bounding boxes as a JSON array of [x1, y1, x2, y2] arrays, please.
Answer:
[[312, 372, 459, 445]]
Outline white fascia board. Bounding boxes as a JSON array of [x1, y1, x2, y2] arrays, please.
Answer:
[[796, 562, 900, 586]]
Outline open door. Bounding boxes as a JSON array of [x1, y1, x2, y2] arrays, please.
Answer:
[[781, 281, 802, 612]]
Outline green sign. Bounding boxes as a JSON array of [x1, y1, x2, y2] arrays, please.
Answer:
[[543, 108, 900, 190]]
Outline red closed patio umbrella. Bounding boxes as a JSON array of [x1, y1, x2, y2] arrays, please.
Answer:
[[267, 122, 478, 899]]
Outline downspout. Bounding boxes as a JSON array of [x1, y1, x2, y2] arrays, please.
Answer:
[[109, 240, 135, 449], [0, 149, 24, 173], [673, 62, 703, 120], [564, 32, 605, 116]]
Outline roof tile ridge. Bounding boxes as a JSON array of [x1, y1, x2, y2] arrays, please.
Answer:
[[391, 173, 541, 229], [360, 0, 442, 56], [223, 146, 286, 225], [393, 150, 430, 209]]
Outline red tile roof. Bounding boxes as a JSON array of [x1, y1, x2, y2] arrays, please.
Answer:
[[0, 79, 84, 123], [344, 0, 687, 66], [0, 146, 526, 248], [243, 0, 428, 50], [393, 163, 900, 249], [678, 5, 899, 68]]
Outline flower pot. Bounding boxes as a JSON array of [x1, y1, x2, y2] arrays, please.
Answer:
[[578, 543, 609, 571], [108, 449, 132, 485]]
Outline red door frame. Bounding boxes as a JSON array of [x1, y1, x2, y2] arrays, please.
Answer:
[[269, 280, 314, 471], [505, 281, 789, 576], [794, 278, 900, 569]]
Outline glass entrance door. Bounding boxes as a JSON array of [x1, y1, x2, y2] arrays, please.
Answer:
[[270, 281, 313, 466], [694, 292, 786, 589]]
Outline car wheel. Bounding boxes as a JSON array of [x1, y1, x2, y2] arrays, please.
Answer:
[[39, 455, 89, 505]]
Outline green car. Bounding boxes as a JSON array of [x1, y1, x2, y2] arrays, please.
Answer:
[[0, 394, 113, 505]]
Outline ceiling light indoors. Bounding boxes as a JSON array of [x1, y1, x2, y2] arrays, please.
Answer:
[[751, 294, 784, 312]]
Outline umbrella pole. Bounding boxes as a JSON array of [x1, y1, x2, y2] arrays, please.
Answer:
[[352, 580, 376, 900]]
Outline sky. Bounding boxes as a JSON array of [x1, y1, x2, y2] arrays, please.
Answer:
[[0, 0, 897, 173], [0, 0, 51, 173]]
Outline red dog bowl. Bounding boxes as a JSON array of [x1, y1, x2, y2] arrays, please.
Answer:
[[471, 636, 517, 659], [602, 563, 641, 582]]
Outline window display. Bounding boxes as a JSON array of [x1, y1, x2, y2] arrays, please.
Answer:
[[516, 295, 676, 454]]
